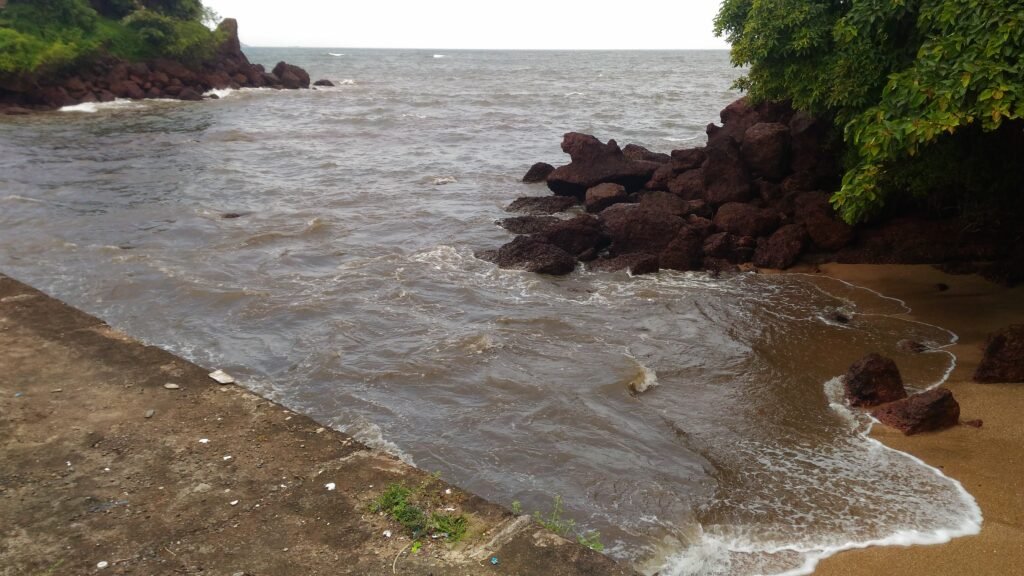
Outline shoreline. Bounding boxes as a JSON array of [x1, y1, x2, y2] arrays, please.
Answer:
[[809, 263, 1024, 576]]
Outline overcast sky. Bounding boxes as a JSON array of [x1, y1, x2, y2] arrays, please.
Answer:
[[203, 0, 731, 50]]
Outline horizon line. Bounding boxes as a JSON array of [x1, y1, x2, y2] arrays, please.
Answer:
[[241, 46, 732, 52]]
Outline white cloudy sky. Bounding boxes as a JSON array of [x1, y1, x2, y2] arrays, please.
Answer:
[[203, 0, 731, 50]]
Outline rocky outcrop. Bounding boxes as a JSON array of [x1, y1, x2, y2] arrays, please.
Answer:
[[974, 325, 1024, 383], [585, 183, 628, 213], [871, 388, 960, 435], [843, 353, 908, 408], [547, 133, 660, 198], [0, 19, 311, 112], [475, 236, 576, 276], [313, 79, 335, 87], [505, 196, 578, 215]]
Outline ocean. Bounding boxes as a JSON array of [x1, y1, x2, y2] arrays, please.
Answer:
[[0, 48, 979, 574]]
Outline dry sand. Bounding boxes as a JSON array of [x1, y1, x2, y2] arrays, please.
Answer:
[[810, 264, 1024, 576]]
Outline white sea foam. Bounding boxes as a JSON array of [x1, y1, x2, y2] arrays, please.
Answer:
[[626, 354, 659, 395], [433, 54, 446, 59], [431, 176, 457, 185], [338, 79, 357, 85], [204, 88, 234, 99], [328, 52, 345, 56], [341, 420, 415, 465], [564, 91, 585, 97], [59, 99, 144, 113]]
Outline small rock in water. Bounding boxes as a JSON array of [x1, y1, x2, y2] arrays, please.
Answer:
[[163, 383, 180, 390], [145, 409, 156, 419], [209, 369, 235, 384]]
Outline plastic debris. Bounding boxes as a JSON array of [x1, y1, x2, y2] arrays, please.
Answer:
[[14, 392, 23, 398], [490, 556, 499, 565], [209, 369, 235, 385], [97, 561, 109, 569], [145, 409, 156, 418], [325, 482, 336, 491], [230, 500, 239, 506], [223, 455, 233, 461], [199, 438, 210, 444], [163, 383, 180, 390], [444, 488, 452, 495], [383, 530, 392, 538]]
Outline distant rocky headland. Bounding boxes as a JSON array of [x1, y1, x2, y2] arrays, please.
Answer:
[[0, 2, 311, 113], [481, 98, 1024, 285]]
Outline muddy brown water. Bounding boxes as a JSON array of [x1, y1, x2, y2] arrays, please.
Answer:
[[0, 49, 979, 574]]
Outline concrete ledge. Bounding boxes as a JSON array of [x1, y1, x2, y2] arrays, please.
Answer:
[[0, 274, 637, 576]]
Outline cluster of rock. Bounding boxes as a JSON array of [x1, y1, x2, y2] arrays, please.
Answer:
[[842, 353, 961, 435], [480, 98, 853, 275], [0, 19, 317, 113]]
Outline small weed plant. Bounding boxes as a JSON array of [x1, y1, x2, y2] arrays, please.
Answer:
[[530, 494, 605, 552], [370, 482, 469, 544]]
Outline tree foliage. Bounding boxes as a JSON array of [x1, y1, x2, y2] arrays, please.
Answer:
[[716, 0, 1024, 223], [0, 0, 220, 77]]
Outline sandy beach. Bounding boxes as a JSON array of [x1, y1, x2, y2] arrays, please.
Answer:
[[812, 264, 1024, 575]]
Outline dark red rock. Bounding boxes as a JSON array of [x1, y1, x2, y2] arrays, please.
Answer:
[[670, 148, 707, 172], [478, 236, 577, 276], [794, 192, 855, 251], [585, 183, 628, 213], [789, 110, 840, 184], [645, 163, 675, 191], [844, 353, 908, 408], [110, 80, 145, 100], [522, 162, 555, 183], [703, 232, 737, 260], [505, 196, 578, 214], [272, 62, 311, 89], [497, 216, 560, 235], [702, 137, 752, 206], [753, 224, 806, 269], [974, 325, 1024, 383], [871, 388, 960, 435], [623, 143, 670, 164], [177, 88, 203, 101], [667, 169, 704, 200], [313, 79, 335, 87], [547, 133, 660, 198], [637, 190, 690, 217], [599, 204, 684, 255], [897, 339, 929, 354], [588, 253, 660, 275], [660, 224, 709, 271], [713, 203, 781, 238], [741, 122, 791, 181], [540, 215, 607, 259], [710, 97, 762, 145]]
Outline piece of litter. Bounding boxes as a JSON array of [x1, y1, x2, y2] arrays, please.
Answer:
[[490, 557, 499, 565], [66, 461, 72, 467], [230, 500, 239, 506], [325, 482, 336, 491], [199, 438, 210, 444], [209, 369, 235, 385], [223, 455, 233, 461], [383, 530, 392, 538], [163, 383, 180, 390], [443, 506, 455, 512], [104, 467, 111, 472], [145, 409, 156, 419], [14, 392, 23, 398], [444, 488, 452, 495], [97, 561, 109, 569], [51, 389, 63, 393], [315, 427, 325, 434]]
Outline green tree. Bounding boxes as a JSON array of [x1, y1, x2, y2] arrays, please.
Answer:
[[716, 0, 1024, 223]]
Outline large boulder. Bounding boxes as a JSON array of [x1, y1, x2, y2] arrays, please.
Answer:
[[272, 62, 311, 89], [588, 253, 660, 275], [668, 169, 704, 200], [478, 236, 577, 275], [505, 196, 578, 214], [645, 163, 675, 191], [794, 191, 854, 251], [547, 133, 660, 198], [741, 122, 791, 181], [599, 204, 684, 255], [670, 148, 708, 172], [523, 162, 555, 183], [539, 215, 607, 259], [871, 388, 960, 435], [623, 143, 670, 164], [702, 137, 752, 206], [844, 353, 908, 407], [713, 203, 781, 238], [753, 224, 807, 269], [637, 190, 691, 217], [974, 325, 1024, 382], [660, 223, 710, 271], [585, 183, 628, 213], [708, 97, 761, 145]]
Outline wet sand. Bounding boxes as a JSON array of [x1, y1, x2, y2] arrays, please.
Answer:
[[811, 264, 1024, 575]]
